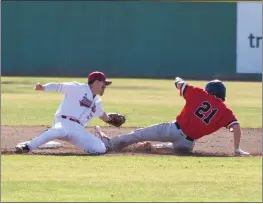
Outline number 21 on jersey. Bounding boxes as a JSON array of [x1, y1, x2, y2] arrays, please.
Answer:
[[194, 101, 218, 124]]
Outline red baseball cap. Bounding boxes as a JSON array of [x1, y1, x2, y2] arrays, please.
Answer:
[[88, 71, 112, 86]]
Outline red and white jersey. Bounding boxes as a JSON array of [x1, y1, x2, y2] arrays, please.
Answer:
[[43, 82, 104, 126], [176, 82, 239, 139]]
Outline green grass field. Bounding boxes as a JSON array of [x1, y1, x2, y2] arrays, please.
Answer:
[[1, 76, 262, 127], [1, 156, 261, 202], [1, 77, 262, 202]]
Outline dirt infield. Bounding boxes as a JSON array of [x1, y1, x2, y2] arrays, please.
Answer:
[[1, 126, 262, 157]]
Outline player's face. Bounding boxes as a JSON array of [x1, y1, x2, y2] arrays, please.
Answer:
[[96, 81, 106, 96]]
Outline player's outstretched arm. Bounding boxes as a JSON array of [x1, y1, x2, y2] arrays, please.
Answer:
[[99, 112, 112, 123], [232, 124, 250, 155], [34, 82, 77, 94], [34, 82, 60, 92]]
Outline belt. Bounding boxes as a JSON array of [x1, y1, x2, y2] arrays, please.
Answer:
[[174, 122, 194, 142], [61, 115, 81, 125]]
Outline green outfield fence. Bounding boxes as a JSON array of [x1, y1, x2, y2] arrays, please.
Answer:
[[1, 1, 261, 80]]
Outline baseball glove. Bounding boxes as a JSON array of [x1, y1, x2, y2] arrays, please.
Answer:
[[107, 113, 126, 127]]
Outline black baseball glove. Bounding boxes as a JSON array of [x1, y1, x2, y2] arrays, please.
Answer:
[[106, 113, 126, 128]]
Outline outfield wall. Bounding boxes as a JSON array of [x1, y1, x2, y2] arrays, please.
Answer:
[[1, 1, 262, 80], [236, 2, 262, 75]]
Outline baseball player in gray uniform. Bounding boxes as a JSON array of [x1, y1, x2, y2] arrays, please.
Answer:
[[15, 71, 125, 155]]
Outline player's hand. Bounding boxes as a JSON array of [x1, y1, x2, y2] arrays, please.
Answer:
[[175, 77, 184, 89], [175, 77, 183, 82], [35, 83, 44, 91], [235, 148, 250, 156]]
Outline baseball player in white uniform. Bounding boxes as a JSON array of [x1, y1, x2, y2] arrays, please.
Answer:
[[15, 71, 117, 155]]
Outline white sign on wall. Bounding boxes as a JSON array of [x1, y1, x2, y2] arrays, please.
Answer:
[[236, 2, 262, 74]]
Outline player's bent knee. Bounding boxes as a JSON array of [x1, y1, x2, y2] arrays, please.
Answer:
[[97, 145, 107, 154], [89, 144, 107, 155]]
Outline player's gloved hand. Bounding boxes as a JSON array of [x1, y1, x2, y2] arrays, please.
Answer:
[[235, 148, 250, 156], [175, 77, 184, 88], [106, 113, 126, 128]]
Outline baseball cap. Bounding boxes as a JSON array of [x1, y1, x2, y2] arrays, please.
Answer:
[[88, 71, 112, 86]]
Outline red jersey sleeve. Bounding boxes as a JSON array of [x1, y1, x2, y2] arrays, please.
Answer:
[[179, 83, 204, 101], [220, 108, 239, 131]]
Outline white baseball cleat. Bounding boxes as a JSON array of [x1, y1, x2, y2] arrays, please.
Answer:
[[153, 142, 173, 149], [134, 141, 152, 151]]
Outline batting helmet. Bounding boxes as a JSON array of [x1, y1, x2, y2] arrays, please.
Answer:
[[205, 79, 226, 101]]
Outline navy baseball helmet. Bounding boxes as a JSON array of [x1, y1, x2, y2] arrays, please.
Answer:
[[205, 79, 226, 101]]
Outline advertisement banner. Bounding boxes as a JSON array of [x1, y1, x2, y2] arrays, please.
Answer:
[[236, 2, 262, 74]]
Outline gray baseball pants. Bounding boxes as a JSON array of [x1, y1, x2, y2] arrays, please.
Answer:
[[104, 121, 196, 152]]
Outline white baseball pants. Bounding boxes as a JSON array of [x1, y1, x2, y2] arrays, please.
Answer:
[[27, 117, 106, 154]]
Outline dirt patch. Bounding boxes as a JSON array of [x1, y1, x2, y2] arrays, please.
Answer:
[[1, 126, 262, 157]]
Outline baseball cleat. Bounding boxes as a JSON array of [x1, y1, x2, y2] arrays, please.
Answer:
[[126, 141, 153, 152], [15, 143, 30, 154], [137, 141, 152, 151]]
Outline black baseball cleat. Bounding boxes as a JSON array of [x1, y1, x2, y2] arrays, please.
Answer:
[[15, 144, 30, 154]]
